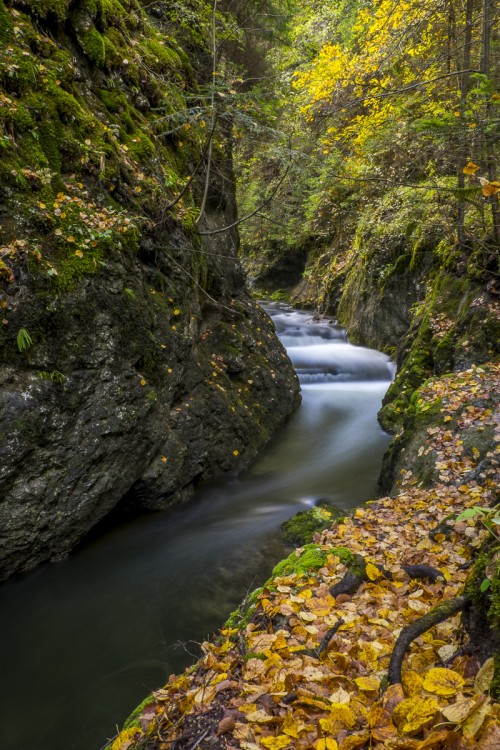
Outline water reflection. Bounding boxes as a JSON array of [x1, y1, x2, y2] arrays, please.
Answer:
[[0, 303, 392, 750]]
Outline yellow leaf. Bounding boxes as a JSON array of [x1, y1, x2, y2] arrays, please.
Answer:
[[355, 676, 380, 691], [392, 696, 437, 732], [365, 562, 381, 581], [74, 249, 83, 258], [260, 735, 291, 750], [402, 697, 440, 735], [316, 739, 338, 750], [321, 703, 356, 730], [282, 712, 300, 738], [444, 415, 452, 422], [338, 732, 370, 750], [422, 668, 464, 696], [402, 671, 423, 697], [66, 235, 75, 243], [463, 161, 479, 175]]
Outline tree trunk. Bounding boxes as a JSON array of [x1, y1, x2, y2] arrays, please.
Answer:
[[481, 0, 500, 248]]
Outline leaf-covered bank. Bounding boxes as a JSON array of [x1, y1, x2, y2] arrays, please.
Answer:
[[108, 363, 499, 750], [0, 0, 300, 580]]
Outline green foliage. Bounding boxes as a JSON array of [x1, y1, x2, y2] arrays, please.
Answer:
[[16, 327, 33, 352], [457, 504, 500, 545]]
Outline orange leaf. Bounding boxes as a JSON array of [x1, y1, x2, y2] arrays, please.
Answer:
[[463, 161, 479, 175], [482, 181, 500, 196]]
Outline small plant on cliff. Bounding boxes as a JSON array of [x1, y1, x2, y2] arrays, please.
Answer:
[[38, 370, 64, 384], [16, 327, 33, 352], [457, 504, 500, 544], [457, 504, 500, 592]]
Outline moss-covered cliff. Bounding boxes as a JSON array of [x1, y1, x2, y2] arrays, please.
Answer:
[[0, 0, 300, 580]]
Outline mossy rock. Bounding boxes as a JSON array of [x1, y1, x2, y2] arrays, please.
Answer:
[[224, 586, 263, 630], [80, 27, 106, 67], [281, 503, 344, 546], [0, 1, 13, 42], [23, 0, 69, 21], [272, 543, 329, 578], [122, 694, 156, 731]]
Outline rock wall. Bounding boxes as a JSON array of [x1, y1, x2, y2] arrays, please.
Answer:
[[0, 0, 300, 579]]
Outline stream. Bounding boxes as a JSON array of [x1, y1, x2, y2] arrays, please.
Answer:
[[0, 303, 394, 750]]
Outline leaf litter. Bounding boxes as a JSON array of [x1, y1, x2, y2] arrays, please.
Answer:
[[110, 364, 500, 750]]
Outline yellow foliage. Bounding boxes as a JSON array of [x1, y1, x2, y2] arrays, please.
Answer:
[[110, 727, 141, 750]]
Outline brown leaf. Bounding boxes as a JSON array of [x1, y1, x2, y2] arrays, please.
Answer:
[[474, 721, 500, 749], [415, 730, 451, 748], [217, 716, 236, 735]]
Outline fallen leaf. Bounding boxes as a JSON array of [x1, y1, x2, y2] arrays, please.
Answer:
[[474, 658, 495, 694], [217, 716, 236, 735], [422, 668, 465, 696]]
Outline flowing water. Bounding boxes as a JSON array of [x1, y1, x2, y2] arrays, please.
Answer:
[[0, 303, 393, 750]]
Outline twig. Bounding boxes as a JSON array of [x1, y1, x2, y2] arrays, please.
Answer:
[[315, 618, 345, 658], [190, 729, 209, 750]]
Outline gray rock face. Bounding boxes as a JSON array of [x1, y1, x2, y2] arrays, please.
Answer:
[[0, 226, 300, 580]]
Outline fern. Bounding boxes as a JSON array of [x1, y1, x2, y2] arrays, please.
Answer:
[[16, 327, 33, 352]]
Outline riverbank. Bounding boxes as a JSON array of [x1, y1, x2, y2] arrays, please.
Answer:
[[108, 362, 500, 749]]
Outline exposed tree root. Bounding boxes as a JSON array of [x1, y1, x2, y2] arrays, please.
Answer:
[[330, 554, 369, 597], [388, 595, 471, 685], [329, 553, 444, 599], [401, 564, 445, 582]]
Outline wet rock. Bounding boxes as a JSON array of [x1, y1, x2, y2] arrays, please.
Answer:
[[0, 243, 300, 581]]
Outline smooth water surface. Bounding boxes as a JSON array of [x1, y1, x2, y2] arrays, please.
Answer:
[[0, 303, 393, 750]]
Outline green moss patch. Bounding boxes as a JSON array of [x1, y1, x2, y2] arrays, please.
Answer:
[[272, 543, 329, 578], [281, 503, 344, 546]]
